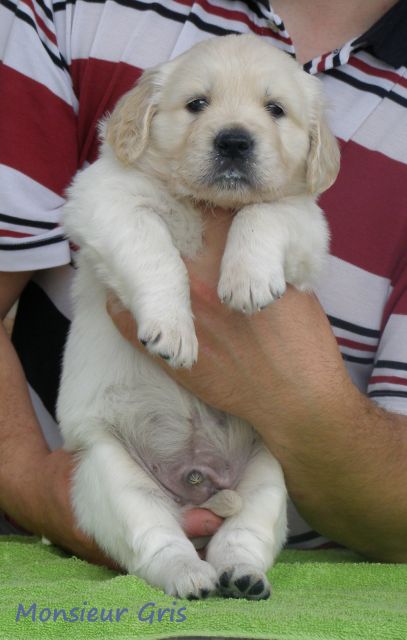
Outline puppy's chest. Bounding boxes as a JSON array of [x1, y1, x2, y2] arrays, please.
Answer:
[[151, 191, 204, 259]]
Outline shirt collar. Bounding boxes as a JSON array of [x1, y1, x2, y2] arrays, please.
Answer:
[[253, 0, 407, 69], [353, 0, 407, 67]]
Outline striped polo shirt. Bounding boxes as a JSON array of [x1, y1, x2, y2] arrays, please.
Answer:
[[1, 0, 407, 547]]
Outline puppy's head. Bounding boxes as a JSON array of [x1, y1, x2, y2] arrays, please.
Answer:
[[106, 35, 339, 206]]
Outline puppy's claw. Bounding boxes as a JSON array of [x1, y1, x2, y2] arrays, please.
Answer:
[[218, 263, 286, 314], [165, 558, 217, 599], [269, 285, 284, 301], [137, 316, 198, 368]]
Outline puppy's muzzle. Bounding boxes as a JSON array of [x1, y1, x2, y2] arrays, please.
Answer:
[[214, 128, 254, 160], [210, 127, 256, 189]]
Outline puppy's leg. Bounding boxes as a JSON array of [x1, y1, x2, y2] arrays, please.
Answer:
[[64, 190, 200, 368], [72, 432, 217, 598], [206, 444, 287, 600], [218, 196, 329, 313]]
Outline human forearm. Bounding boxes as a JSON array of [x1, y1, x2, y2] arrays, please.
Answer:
[[0, 271, 50, 531], [0, 273, 118, 562], [108, 280, 407, 563], [0, 295, 221, 555], [0, 319, 123, 565], [253, 380, 407, 563], [0, 320, 50, 531], [214, 294, 407, 562]]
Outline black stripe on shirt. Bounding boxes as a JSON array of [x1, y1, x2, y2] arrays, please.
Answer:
[[342, 353, 375, 366], [0, 212, 58, 231], [0, 0, 69, 71], [327, 314, 380, 339], [55, 0, 192, 25], [12, 281, 70, 420], [55, 0, 269, 20], [55, 0, 239, 36], [241, 0, 270, 20], [53, 0, 72, 10], [187, 11, 237, 36], [369, 389, 407, 400], [0, 234, 66, 250], [36, 0, 53, 21], [375, 360, 407, 372], [303, 60, 313, 74], [113, 0, 238, 36], [332, 49, 342, 67], [326, 68, 407, 109], [388, 90, 407, 108]]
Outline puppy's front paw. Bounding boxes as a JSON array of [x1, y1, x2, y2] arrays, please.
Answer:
[[285, 250, 325, 292], [138, 314, 198, 368], [165, 558, 217, 599], [217, 564, 271, 600], [218, 262, 286, 313]]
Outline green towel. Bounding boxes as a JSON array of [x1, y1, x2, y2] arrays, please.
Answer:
[[1, 536, 406, 640]]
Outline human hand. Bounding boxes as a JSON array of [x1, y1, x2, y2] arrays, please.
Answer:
[[107, 208, 352, 440], [31, 449, 222, 568]]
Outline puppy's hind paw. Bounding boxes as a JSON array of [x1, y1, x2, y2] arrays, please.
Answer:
[[164, 558, 217, 599], [137, 316, 198, 368], [216, 564, 271, 600]]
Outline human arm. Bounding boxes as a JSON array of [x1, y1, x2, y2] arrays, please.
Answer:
[[0, 271, 120, 565], [0, 271, 220, 562], [0, 0, 118, 562], [108, 211, 407, 563]]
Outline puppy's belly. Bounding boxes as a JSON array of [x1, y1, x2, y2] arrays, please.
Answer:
[[130, 446, 250, 506]]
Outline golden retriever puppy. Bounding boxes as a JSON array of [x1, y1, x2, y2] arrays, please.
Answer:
[[58, 34, 339, 599]]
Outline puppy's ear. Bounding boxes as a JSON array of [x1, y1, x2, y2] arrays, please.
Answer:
[[105, 69, 161, 165], [305, 80, 340, 195], [307, 114, 340, 195]]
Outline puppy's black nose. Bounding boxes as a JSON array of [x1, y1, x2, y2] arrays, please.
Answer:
[[214, 128, 254, 159]]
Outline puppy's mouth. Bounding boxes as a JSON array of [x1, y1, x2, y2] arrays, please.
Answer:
[[214, 162, 253, 187], [202, 128, 257, 191], [203, 159, 256, 191]]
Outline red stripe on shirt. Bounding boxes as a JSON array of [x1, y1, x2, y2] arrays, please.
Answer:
[[20, 0, 57, 46], [320, 139, 407, 279], [0, 65, 77, 196], [369, 375, 407, 386], [0, 229, 34, 238], [336, 337, 377, 352], [317, 52, 330, 73], [191, 0, 287, 38], [174, 0, 291, 41], [71, 58, 143, 166], [348, 56, 407, 89]]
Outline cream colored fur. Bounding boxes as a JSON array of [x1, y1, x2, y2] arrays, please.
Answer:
[[58, 34, 339, 599]]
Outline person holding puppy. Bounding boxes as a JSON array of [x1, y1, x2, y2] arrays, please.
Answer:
[[0, 0, 406, 567]]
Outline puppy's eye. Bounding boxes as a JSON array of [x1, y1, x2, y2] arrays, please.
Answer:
[[265, 102, 285, 118], [186, 98, 209, 113]]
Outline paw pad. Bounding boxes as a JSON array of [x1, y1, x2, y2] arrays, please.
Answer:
[[217, 566, 271, 600]]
